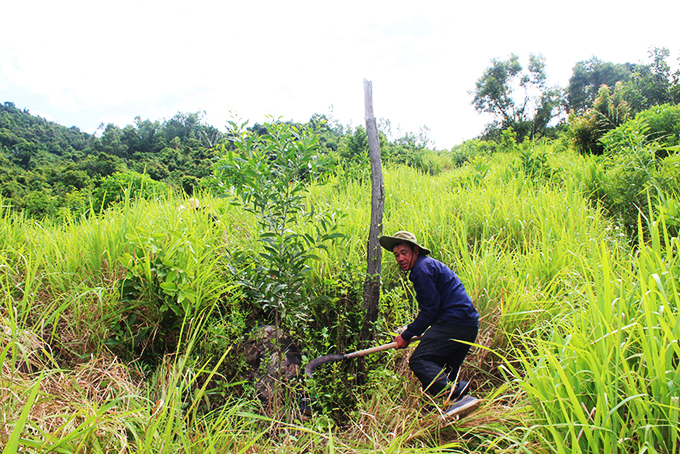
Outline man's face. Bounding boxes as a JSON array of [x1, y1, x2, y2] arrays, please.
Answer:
[[393, 243, 418, 271]]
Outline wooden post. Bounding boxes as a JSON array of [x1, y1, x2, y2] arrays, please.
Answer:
[[359, 79, 384, 349]]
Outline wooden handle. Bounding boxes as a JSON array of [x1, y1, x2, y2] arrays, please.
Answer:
[[343, 336, 422, 359]]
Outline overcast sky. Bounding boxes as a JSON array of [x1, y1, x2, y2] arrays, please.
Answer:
[[1, 0, 678, 149]]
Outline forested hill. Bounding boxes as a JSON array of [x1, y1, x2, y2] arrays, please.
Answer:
[[0, 101, 235, 218], [0, 102, 438, 219], [0, 102, 94, 164]]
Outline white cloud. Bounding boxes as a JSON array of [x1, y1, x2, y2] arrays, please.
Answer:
[[2, 0, 679, 147]]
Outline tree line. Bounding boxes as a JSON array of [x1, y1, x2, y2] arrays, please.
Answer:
[[0, 106, 221, 218], [1, 46, 678, 220], [0, 103, 442, 219], [471, 46, 680, 146]]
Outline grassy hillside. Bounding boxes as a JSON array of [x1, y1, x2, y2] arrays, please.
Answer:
[[1, 138, 679, 452]]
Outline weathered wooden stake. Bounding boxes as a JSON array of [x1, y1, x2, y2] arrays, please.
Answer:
[[359, 79, 384, 348]]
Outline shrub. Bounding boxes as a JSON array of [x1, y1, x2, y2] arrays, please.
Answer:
[[636, 104, 680, 146], [602, 103, 680, 157], [516, 148, 554, 182], [93, 171, 168, 211], [449, 139, 496, 168], [114, 212, 230, 362], [581, 104, 680, 233], [20, 189, 59, 219], [568, 83, 631, 155]]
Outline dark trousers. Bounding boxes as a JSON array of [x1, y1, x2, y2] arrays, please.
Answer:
[[409, 322, 478, 397]]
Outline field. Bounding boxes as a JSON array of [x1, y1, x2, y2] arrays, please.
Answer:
[[1, 140, 679, 453]]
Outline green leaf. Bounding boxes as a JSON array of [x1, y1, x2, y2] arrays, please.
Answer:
[[4, 375, 42, 454], [160, 282, 177, 292]]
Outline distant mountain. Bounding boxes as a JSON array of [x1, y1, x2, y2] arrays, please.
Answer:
[[0, 102, 223, 218], [1, 102, 95, 169]]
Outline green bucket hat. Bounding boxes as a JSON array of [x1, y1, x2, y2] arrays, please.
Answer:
[[379, 231, 431, 256]]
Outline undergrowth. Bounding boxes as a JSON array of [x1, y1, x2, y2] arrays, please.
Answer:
[[1, 137, 679, 452]]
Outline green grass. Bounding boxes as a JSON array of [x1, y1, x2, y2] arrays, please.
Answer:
[[513, 215, 680, 453], [1, 143, 679, 452]]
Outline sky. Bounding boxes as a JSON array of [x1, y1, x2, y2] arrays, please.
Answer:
[[1, 0, 678, 150]]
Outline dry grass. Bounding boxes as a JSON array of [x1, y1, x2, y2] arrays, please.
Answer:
[[1, 320, 53, 375], [313, 342, 533, 453], [1, 316, 145, 450]]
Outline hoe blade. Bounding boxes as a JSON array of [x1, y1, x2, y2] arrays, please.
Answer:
[[304, 354, 345, 378]]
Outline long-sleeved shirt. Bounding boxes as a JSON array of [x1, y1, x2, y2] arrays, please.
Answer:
[[401, 254, 479, 341]]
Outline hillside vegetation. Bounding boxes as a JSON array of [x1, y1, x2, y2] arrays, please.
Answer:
[[2, 108, 679, 452]]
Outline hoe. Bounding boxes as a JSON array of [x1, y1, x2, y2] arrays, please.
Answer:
[[305, 336, 421, 378]]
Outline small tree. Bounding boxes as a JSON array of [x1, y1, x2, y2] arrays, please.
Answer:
[[471, 53, 564, 141], [215, 119, 342, 341]]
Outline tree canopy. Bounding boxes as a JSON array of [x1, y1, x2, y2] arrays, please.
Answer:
[[567, 57, 633, 113], [565, 47, 680, 155], [471, 47, 679, 150], [0, 105, 223, 218], [471, 53, 564, 142]]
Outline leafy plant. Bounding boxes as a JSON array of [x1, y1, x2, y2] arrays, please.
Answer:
[[93, 170, 168, 211], [215, 119, 343, 340], [567, 83, 631, 155], [516, 147, 554, 182], [113, 212, 230, 360], [579, 104, 680, 233], [602, 103, 680, 157], [458, 156, 491, 188]]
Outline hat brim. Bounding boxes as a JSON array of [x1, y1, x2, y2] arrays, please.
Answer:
[[379, 236, 431, 256]]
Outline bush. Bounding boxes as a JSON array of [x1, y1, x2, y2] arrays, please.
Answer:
[[568, 83, 631, 155], [20, 189, 58, 219], [114, 212, 231, 362], [419, 150, 447, 175], [583, 104, 680, 233], [602, 104, 680, 156], [93, 171, 168, 211], [450, 128, 518, 169], [450, 139, 496, 168], [515, 148, 555, 182]]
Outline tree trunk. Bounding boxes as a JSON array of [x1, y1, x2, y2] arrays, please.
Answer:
[[359, 79, 384, 349]]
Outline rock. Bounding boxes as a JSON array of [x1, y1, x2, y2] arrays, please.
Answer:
[[242, 325, 302, 403]]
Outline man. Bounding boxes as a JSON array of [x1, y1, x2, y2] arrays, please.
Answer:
[[379, 231, 480, 417]]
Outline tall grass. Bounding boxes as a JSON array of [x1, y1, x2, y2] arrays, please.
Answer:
[[514, 213, 680, 453], [309, 156, 623, 365], [1, 143, 678, 452], [307, 148, 678, 452]]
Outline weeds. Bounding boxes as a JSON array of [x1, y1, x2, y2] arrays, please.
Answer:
[[1, 138, 679, 452]]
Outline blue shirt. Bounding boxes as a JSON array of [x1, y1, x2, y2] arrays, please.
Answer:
[[401, 254, 479, 341]]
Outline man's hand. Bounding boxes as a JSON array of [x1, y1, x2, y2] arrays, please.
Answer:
[[395, 334, 409, 349]]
